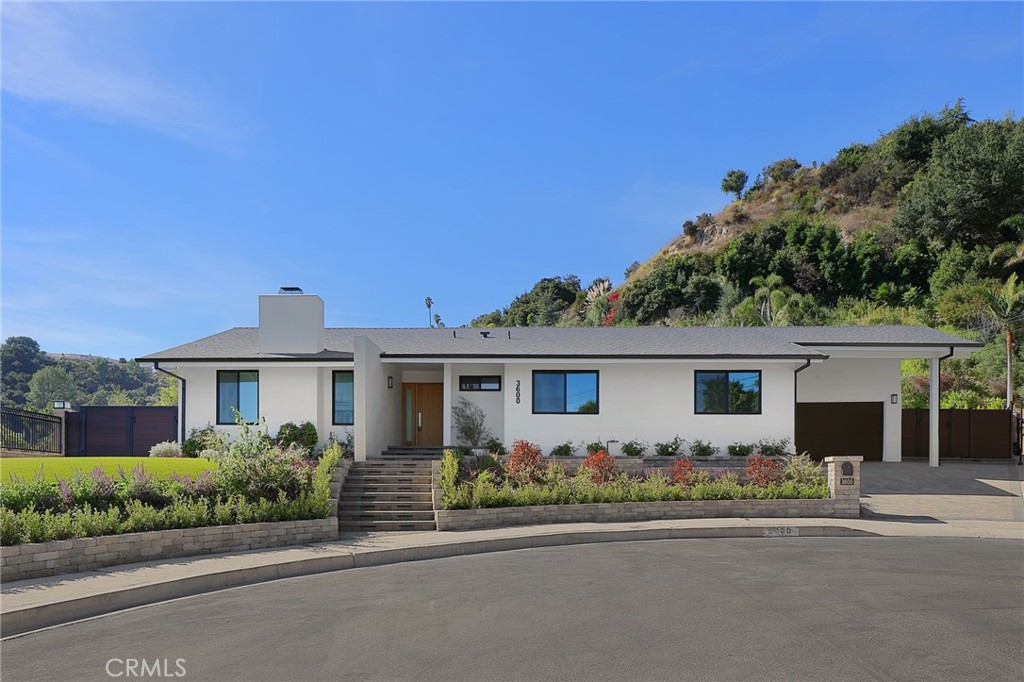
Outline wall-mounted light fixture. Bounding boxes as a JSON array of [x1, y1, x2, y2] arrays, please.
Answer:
[[890, 394, 899, 404], [388, 376, 394, 389], [52, 400, 68, 410]]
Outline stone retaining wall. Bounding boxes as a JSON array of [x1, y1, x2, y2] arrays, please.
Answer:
[[432, 456, 862, 531], [0, 460, 352, 583]]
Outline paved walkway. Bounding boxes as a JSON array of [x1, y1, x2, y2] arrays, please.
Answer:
[[2, 460, 1022, 638]]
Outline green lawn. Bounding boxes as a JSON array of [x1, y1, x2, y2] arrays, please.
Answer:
[[0, 457, 218, 483]]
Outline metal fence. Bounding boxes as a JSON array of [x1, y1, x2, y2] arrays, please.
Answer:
[[0, 406, 63, 454]]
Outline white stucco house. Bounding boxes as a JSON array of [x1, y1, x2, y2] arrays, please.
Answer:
[[137, 289, 982, 466]]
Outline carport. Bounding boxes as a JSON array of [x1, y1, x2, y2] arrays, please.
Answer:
[[789, 331, 983, 467]]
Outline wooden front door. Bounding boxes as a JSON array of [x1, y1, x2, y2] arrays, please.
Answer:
[[402, 383, 443, 446]]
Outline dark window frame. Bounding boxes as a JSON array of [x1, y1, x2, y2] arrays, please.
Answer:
[[459, 375, 502, 392], [694, 370, 762, 415], [216, 370, 259, 425], [332, 370, 355, 425], [532, 370, 600, 415]]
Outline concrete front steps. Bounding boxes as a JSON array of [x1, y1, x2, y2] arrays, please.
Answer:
[[338, 456, 437, 532]]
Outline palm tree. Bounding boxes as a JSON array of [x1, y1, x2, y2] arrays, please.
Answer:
[[983, 273, 1024, 408], [424, 297, 433, 328], [749, 274, 790, 326]]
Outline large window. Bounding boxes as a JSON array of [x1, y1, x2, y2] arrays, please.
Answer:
[[533, 371, 599, 414], [694, 370, 761, 415], [459, 375, 501, 392], [333, 371, 354, 425], [217, 371, 259, 424]]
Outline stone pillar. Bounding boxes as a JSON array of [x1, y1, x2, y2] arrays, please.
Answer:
[[51, 408, 73, 457], [929, 357, 940, 468], [824, 455, 862, 519]]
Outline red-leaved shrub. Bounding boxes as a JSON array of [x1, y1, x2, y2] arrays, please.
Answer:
[[579, 450, 617, 484], [745, 454, 783, 486], [668, 457, 694, 486], [505, 440, 545, 483]]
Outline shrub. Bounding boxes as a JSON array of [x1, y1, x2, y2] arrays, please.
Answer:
[[621, 440, 647, 457], [654, 436, 684, 457], [475, 454, 502, 472], [689, 439, 718, 458], [756, 438, 792, 457], [727, 442, 754, 458], [549, 441, 575, 458], [579, 450, 617, 485], [746, 455, 783, 486], [149, 440, 182, 458], [452, 397, 492, 447], [277, 421, 318, 453], [484, 437, 507, 457], [585, 440, 605, 455], [182, 424, 226, 458], [667, 457, 694, 486], [781, 453, 826, 485], [0, 474, 61, 512], [504, 440, 545, 484]]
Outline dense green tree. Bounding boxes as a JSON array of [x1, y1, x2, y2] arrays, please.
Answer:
[[156, 374, 179, 406], [894, 115, 1024, 246], [1, 337, 51, 407], [26, 366, 81, 412], [720, 169, 748, 199]]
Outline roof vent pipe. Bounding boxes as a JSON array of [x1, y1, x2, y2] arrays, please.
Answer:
[[480, 331, 490, 338], [278, 286, 303, 294]]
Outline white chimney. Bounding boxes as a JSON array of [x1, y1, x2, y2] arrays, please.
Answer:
[[258, 289, 325, 354]]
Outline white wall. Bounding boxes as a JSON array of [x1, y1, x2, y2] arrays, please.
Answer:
[[354, 338, 402, 460], [797, 358, 902, 462], [174, 366, 322, 440], [501, 362, 797, 456], [448, 363, 505, 445]]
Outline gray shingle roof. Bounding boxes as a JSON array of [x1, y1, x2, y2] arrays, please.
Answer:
[[136, 325, 981, 363]]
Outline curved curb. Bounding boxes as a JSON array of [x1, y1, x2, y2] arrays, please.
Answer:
[[1, 523, 875, 638]]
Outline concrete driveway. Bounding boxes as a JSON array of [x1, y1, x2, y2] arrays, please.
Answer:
[[861, 460, 1024, 524]]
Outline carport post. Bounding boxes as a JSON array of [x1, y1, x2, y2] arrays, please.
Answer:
[[929, 358, 940, 467]]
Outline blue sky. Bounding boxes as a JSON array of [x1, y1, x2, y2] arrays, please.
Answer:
[[2, 1, 1022, 359]]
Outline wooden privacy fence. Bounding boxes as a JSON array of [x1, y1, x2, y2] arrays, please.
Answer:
[[0, 407, 62, 454], [65, 406, 178, 457], [902, 408, 1019, 460]]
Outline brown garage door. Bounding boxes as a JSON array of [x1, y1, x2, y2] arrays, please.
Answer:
[[796, 402, 883, 461]]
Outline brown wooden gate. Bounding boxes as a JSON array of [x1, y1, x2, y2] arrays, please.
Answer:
[[796, 402, 884, 461], [901, 409, 1015, 459], [65, 407, 178, 457]]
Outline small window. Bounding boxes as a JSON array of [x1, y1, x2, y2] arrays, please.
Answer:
[[533, 371, 599, 414], [333, 371, 354, 425], [217, 371, 259, 424], [459, 375, 502, 392], [695, 370, 761, 415]]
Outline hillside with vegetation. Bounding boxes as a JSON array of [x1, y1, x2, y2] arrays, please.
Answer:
[[471, 100, 1024, 409], [0, 336, 171, 412]]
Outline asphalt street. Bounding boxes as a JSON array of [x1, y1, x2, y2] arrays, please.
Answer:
[[2, 537, 1022, 682]]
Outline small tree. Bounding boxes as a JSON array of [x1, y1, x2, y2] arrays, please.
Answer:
[[451, 397, 491, 447], [720, 169, 748, 199]]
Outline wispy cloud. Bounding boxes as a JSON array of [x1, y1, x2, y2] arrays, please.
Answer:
[[2, 3, 227, 145]]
